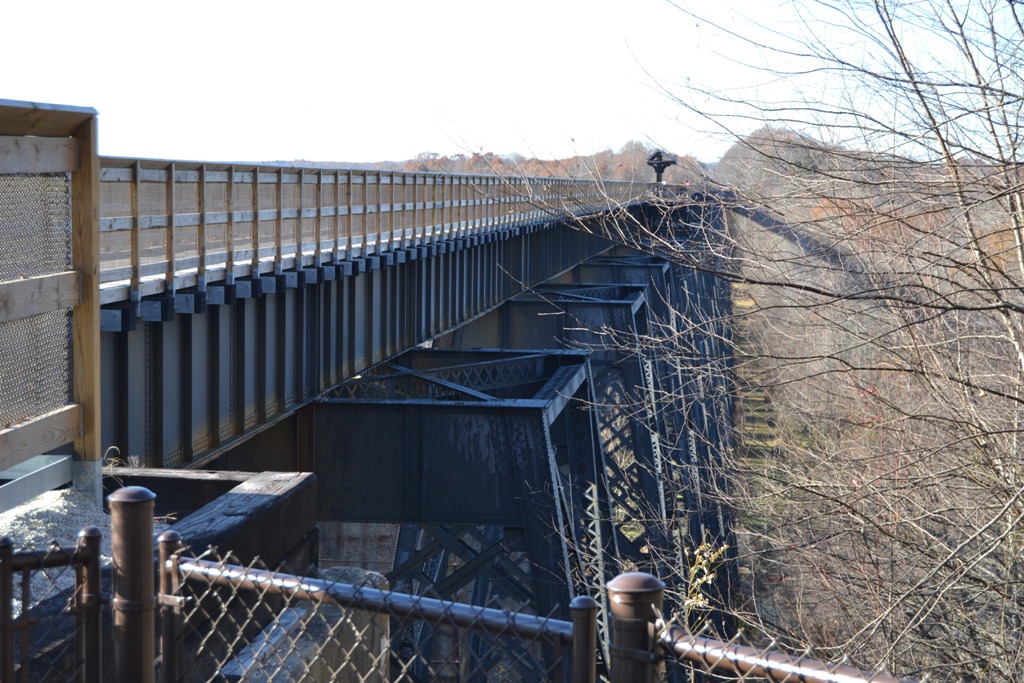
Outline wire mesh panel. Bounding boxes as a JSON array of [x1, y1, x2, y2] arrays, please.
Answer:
[[0, 173, 74, 429], [7, 561, 81, 680], [0, 310, 73, 429], [0, 174, 72, 279], [164, 545, 578, 683]]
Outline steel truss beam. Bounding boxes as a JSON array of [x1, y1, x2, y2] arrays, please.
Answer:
[[567, 243, 738, 631], [442, 283, 678, 579], [445, 238, 738, 635]]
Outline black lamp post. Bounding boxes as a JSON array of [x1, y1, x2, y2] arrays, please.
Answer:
[[646, 150, 677, 183]]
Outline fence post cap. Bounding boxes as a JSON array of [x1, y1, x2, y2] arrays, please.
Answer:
[[107, 485, 156, 505], [570, 595, 599, 610], [78, 525, 101, 539], [158, 529, 182, 544], [607, 572, 665, 620], [607, 572, 665, 595]]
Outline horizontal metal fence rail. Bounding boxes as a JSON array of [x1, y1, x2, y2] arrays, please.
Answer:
[[158, 529, 599, 683], [98, 159, 647, 305], [177, 556, 575, 645], [604, 573, 918, 683], [0, 528, 103, 683], [658, 624, 917, 683], [0, 499, 922, 683]]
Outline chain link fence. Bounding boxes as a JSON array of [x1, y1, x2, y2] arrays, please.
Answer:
[[657, 626, 918, 683], [605, 573, 919, 683], [157, 533, 586, 683], [0, 527, 102, 683], [0, 488, 920, 683]]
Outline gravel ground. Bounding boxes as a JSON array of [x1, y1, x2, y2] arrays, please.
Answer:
[[0, 488, 168, 610], [0, 489, 113, 554]]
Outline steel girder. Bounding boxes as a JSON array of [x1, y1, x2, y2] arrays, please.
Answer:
[[98, 221, 613, 470], [314, 349, 613, 622]]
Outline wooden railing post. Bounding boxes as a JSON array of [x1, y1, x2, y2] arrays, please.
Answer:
[[71, 112, 103, 509], [109, 486, 156, 683], [606, 572, 665, 683]]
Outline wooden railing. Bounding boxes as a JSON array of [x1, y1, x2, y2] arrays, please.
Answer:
[[98, 160, 648, 305], [0, 99, 101, 506]]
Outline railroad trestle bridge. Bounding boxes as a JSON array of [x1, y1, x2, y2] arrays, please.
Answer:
[[0, 100, 734, 622]]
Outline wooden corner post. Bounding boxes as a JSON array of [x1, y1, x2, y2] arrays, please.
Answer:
[[72, 111, 102, 506], [0, 99, 102, 507]]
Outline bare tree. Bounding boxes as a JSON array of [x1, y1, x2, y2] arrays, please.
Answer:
[[587, 2, 1024, 681]]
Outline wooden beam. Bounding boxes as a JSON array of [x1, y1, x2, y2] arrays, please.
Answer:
[[0, 405, 81, 473], [0, 99, 96, 137], [0, 271, 80, 322], [72, 116, 101, 465], [170, 472, 317, 566], [0, 136, 78, 174]]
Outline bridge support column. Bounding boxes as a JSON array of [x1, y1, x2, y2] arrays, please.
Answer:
[[438, 282, 675, 577]]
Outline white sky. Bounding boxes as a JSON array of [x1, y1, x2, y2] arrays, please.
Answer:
[[1, 0, 787, 164]]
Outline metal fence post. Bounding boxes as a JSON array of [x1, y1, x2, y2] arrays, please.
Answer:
[[606, 572, 665, 683], [0, 537, 13, 683], [157, 530, 184, 683], [570, 595, 599, 683], [109, 486, 156, 683], [76, 525, 102, 683]]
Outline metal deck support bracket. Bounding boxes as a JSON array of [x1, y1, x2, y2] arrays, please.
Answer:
[[207, 283, 236, 306], [258, 274, 279, 294], [280, 270, 301, 289], [235, 277, 263, 299], [174, 290, 207, 315], [101, 302, 137, 333], [302, 267, 323, 285], [138, 296, 174, 322]]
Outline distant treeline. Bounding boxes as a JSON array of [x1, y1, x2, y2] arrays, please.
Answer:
[[270, 141, 705, 183]]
